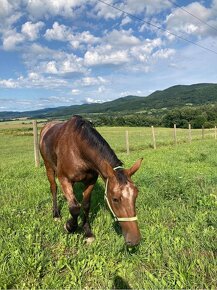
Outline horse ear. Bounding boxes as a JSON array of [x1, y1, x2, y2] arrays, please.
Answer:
[[125, 158, 143, 177]]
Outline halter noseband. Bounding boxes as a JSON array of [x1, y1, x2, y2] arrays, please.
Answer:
[[104, 166, 138, 222]]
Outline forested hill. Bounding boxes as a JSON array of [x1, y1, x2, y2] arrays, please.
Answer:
[[142, 83, 217, 108], [1, 83, 217, 119]]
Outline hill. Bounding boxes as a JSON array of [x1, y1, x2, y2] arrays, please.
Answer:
[[1, 83, 217, 120]]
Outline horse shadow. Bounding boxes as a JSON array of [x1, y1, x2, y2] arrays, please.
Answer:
[[112, 275, 132, 289], [55, 179, 127, 240], [57, 180, 112, 227]]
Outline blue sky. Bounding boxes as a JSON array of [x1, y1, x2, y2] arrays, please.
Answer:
[[0, 0, 217, 111]]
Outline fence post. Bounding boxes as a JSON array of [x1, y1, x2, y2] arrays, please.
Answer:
[[215, 126, 217, 140], [33, 120, 40, 167], [188, 123, 192, 144], [125, 130, 130, 155], [174, 124, 177, 146], [202, 125, 205, 139], [151, 126, 156, 149]]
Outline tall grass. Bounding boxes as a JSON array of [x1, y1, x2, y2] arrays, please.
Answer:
[[0, 127, 216, 288]]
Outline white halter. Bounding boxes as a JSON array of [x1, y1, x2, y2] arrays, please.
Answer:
[[104, 166, 138, 222]]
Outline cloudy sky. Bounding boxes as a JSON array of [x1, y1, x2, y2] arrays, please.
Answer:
[[0, 0, 217, 111]]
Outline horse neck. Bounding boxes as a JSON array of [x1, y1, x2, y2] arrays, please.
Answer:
[[84, 146, 120, 181]]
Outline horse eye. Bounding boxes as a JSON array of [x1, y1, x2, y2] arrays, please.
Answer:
[[112, 197, 119, 203]]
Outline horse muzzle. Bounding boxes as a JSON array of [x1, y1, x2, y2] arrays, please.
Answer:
[[125, 234, 141, 247], [121, 222, 141, 247]]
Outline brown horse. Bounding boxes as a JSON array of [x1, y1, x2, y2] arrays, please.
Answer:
[[39, 115, 142, 246]]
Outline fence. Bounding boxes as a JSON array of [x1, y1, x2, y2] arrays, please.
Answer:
[[31, 121, 217, 167]]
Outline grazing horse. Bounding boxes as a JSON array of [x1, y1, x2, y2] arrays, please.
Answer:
[[39, 115, 142, 246]]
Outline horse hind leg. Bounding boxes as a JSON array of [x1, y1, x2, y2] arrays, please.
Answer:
[[58, 176, 81, 233], [45, 164, 60, 219]]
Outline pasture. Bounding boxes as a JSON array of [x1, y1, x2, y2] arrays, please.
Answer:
[[0, 123, 216, 289]]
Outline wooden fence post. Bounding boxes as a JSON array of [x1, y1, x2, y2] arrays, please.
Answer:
[[151, 126, 156, 149], [174, 124, 177, 146], [188, 123, 192, 144], [125, 130, 130, 155], [33, 120, 40, 167], [215, 126, 217, 140], [202, 125, 205, 139]]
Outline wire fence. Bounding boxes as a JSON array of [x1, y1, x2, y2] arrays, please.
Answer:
[[0, 121, 216, 167], [97, 125, 217, 154]]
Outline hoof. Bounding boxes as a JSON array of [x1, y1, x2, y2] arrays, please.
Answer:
[[85, 236, 95, 244], [53, 209, 61, 219], [64, 223, 71, 233], [64, 221, 77, 233]]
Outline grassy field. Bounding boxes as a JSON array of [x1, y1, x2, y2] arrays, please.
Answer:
[[0, 124, 217, 289], [1, 120, 217, 151]]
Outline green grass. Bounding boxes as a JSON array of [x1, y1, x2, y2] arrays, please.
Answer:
[[1, 121, 216, 148], [0, 127, 217, 289]]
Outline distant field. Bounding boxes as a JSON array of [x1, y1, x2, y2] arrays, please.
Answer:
[[0, 120, 216, 151], [0, 124, 216, 288]]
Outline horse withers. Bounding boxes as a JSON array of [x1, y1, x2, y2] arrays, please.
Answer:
[[39, 116, 142, 246]]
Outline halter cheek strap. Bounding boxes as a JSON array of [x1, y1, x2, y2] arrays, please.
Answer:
[[104, 166, 138, 222]]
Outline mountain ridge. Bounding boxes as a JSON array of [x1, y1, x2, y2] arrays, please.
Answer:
[[1, 83, 217, 119]]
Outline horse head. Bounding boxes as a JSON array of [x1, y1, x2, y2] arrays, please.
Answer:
[[105, 159, 143, 247]]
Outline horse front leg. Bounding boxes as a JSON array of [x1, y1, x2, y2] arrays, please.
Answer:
[[82, 177, 97, 241], [58, 176, 81, 233]]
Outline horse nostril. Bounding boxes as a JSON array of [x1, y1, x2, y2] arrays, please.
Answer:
[[126, 240, 139, 247], [126, 240, 132, 246]]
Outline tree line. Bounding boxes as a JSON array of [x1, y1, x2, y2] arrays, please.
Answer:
[[92, 104, 217, 128]]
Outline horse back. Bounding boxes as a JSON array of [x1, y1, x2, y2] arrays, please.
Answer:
[[39, 117, 98, 181], [39, 121, 65, 168]]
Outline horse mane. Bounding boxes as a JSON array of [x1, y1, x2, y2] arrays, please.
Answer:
[[72, 115, 127, 184]]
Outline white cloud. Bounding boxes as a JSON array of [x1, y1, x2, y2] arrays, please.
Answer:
[[152, 48, 175, 59], [26, 0, 86, 19], [84, 45, 130, 66], [124, 0, 172, 15], [0, 0, 13, 18], [93, 0, 122, 20], [97, 86, 105, 93], [0, 73, 69, 90], [44, 22, 99, 49], [24, 43, 57, 61], [60, 55, 86, 74], [85, 97, 103, 104], [105, 29, 141, 48], [0, 78, 18, 88], [2, 21, 44, 50], [28, 72, 40, 80], [130, 38, 162, 62], [71, 89, 80, 95], [45, 61, 58, 74], [0, 94, 82, 111], [2, 29, 25, 50], [44, 22, 71, 41], [121, 16, 132, 27], [22, 44, 88, 76], [0, 2, 23, 36], [42, 55, 87, 75], [166, 2, 217, 38], [83, 29, 164, 69], [81, 76, 107, 86], [21, 21, 44, 41], [92, 0, 172, 20]]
